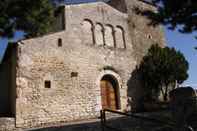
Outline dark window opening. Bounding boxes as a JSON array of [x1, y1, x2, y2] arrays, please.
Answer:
[[147, 34, 152, 39], [58, 38, 62, 47], [45, 80, 51, 88], [71, 72, 78, 77]]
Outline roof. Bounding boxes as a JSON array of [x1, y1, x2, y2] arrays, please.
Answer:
[[61, 0, 101, 5], [57, 0, 109, 5]]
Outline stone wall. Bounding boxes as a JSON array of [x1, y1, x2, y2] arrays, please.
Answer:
[[15, 2, 137, 128], [0, 118, 17, 131], [13, 1, 166, 129], [125, 0, 165, 63]]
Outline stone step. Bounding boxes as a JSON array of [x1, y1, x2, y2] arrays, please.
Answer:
[[0, 117, 21, 131]]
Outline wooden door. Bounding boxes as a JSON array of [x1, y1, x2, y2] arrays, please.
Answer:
[[100, 80, 117, 110]]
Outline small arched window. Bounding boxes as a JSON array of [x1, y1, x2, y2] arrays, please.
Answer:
[[147, 34, 152, 39], [105, 25, 114, 47], [82, 19, 94, 44], [115, 26, 126, 49], [95, 23, 104, 46]]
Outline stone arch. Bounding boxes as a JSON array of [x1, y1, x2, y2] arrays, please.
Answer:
[[82, 19, 95, 44], [96, 70, 122, 110], [95, 23, 104, 46], [116, 26, 126, 49], [105, 24, 115, 47]]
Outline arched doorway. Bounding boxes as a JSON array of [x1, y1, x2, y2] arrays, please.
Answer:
[[100, 75, 120, 110]]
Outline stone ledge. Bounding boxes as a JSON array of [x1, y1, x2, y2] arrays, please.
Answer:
[[0, 117, 19, 131], [26, 117, 101, 131]]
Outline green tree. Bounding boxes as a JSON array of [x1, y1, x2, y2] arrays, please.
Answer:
[[138, 0, 197, 34], [139, 44, 189, 101], [0, 0, 63, 39]]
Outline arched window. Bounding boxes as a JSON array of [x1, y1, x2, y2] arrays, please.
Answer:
[[95, 23, 104, 46], [116, 26, 126, 49], [82, 19, 94, 44], [105, 25, 114, 47]]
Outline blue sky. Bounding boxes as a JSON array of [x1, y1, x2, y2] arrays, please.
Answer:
[[0, 0, 196, 87], [165, 29, 197, 87]]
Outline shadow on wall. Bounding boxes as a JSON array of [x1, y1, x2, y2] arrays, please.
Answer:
[[127, 66, 144, 112], [0, 62, 12, 116], [0, 45, 14, 117]]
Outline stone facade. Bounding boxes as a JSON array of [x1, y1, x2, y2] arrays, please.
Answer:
[[0, 0, 165, 129], [125, 0, 165, 63]]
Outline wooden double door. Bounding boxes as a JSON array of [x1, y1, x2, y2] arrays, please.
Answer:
[[100, 80, 118, 110]]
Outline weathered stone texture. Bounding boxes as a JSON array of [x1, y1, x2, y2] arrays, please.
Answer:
[[125, 0, 165, 63], [0, 118, 17, 131], [0, 0, 166, 129], [15, 2, 137, 128]]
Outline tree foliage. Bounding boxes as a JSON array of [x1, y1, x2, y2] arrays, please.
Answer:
[[138, 0, 197, 34], [0, 0, 63, 38], [139, 44, 189, 101]]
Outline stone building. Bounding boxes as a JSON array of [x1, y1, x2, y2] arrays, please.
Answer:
[[0, 0, 165, 130]]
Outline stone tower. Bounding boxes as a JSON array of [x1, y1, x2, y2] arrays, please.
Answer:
[[107, 0, 166, 111], [107, 0, 127, 13], [108, 0, 165, 63]]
